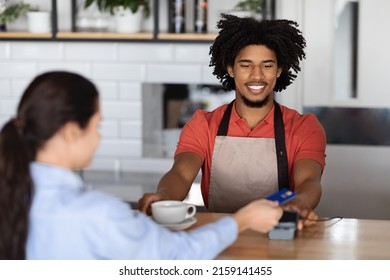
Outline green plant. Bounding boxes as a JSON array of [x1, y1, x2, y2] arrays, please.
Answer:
[[0, 3, 30, 24], [235, 0, 262, 15], [84, 0, 151, 18]]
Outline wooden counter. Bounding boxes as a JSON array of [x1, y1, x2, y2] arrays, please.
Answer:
[[192, 212, 390, 260]]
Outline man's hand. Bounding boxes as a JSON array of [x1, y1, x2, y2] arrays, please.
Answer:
[[282, 200, 318, 230], [138, 192, 169, 215]]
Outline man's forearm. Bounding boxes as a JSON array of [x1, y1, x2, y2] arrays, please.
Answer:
[[157, 171, 192, 201], [294, 181, 322, 209]]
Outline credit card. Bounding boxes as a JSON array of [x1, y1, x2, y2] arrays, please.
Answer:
[[265, 188, 297, 205]]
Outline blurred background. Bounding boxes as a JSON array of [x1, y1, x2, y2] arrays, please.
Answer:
[[1, 0, 389, 220]]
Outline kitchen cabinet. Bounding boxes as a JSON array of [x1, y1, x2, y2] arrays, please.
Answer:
[[0, 0, 275, 42]]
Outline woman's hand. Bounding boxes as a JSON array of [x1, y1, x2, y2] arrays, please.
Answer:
[[232, 199, 283, 233]]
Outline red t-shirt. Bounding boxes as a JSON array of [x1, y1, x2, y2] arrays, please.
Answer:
[[175, 102, 326, 207]]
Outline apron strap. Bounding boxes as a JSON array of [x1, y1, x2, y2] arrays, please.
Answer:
[[216, 100, 290, 190], [274, 101, 290, 190], [217, 101, 234, 136]]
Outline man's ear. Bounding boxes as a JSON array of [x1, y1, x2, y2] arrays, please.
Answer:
[[277, 68, 282, 78], [227, 66, 234, 78], [60, 122, 81, 143]]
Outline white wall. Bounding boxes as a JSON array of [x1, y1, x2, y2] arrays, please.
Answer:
[[0, 41, 217, 173], [357, 0, 390, 107]]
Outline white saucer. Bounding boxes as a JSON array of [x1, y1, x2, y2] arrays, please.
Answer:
[[160, 217, 197, 231]]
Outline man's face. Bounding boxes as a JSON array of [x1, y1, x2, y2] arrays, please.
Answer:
[[228, 44, 282, 108]]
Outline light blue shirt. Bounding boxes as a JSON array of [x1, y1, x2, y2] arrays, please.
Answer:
[[26, 162, 238, 259]]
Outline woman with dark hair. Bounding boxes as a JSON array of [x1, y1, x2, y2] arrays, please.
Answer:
[[0, 71, 282, 260], [139, 15, 326, 225]]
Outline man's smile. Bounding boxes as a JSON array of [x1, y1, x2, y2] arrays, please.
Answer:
[[246, 83, 266, 93]]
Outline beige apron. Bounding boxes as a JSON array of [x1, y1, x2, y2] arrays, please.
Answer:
[[208, 100, 289, 213]]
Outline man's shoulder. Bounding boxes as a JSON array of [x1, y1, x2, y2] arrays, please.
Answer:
[[189, 103, 229, 125], [280, 104, 320, 122], [280, 104, 323, 135]]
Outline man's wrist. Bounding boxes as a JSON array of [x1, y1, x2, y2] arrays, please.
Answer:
[[157, 189, 170, 200]]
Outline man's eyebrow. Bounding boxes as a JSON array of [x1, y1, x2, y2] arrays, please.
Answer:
[[263, 59, 277, 63], [238, 59, 252, 63]]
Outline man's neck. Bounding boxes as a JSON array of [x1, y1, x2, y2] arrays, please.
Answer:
[[234, 99, 274, 130]]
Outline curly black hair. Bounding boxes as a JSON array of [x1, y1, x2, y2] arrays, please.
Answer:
[[210, 14, 306, 92]]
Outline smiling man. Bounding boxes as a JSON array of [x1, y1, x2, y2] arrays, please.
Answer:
[[139, 15, 326, 225]]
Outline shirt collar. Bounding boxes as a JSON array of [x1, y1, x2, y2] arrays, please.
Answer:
[[230, 100, 276, 126], [30, 162, 84, 192]]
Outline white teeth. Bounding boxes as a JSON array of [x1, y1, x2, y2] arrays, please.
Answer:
[[248, 85, 264, 90]]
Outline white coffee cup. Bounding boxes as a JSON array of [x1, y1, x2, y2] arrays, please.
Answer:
[[151, 200, 196, 224]]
